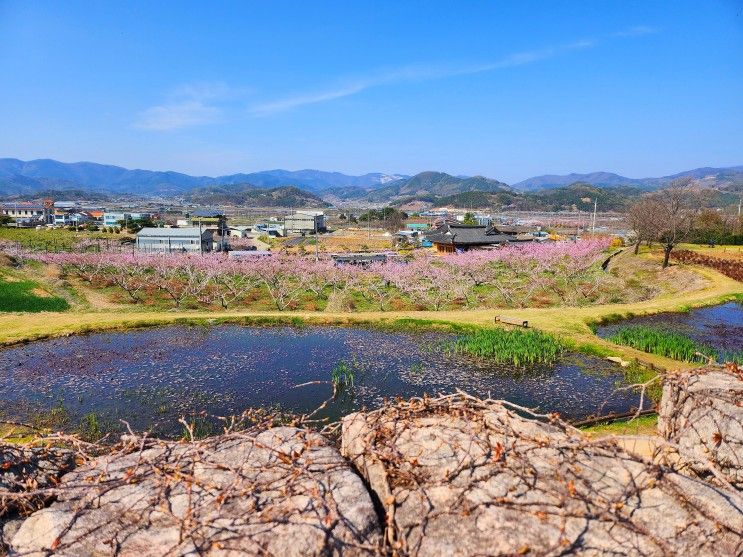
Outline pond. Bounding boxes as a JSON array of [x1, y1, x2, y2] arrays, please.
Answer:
[[595, 302, 743, 356], [0, 325, 642, 437]]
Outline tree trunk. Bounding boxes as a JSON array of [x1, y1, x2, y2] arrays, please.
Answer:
[[634, 240, 640, 255], [662, 245, 672, 268]]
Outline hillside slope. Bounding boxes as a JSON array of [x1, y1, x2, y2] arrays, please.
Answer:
[[184, 183, 330, 208]]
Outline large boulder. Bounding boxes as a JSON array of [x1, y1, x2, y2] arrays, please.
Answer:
[[11, 427, 381, 556], [342, 394, 743, 556], [0, 445, 76, 554], [658, 365, 743, 490]]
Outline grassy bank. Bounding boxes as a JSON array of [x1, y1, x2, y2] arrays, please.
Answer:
[[580, 414, 658, 437], [0, 275, 70, 312]]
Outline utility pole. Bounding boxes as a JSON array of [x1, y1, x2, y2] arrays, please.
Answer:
[[314, 215, 319, 261], [591, 198, 597, 234]]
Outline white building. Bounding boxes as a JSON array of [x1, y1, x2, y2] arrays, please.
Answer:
[[136, 227, 214, 253], [1, 203, 50, 223], [283, 211, 326, 234]]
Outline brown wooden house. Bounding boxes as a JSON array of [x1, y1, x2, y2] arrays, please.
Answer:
[[424, 223, 513, 253]]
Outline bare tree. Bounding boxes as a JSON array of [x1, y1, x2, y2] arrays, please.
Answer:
[[652, 177, 698, 268], [627, 197, 659, 255]]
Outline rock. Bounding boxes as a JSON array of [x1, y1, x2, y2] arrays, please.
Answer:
[[11, 427, 381, 556], [611, 434, 663, 461], [1, 517, 24, 554], [342, 394, 743, 556], [658, 365, 743, 490], [0, 445, 75, 516], [0, 445, 75, 555]]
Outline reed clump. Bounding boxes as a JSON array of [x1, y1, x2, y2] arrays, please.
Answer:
[[608, 326, 715, 363], [452, 328, 565, 366]]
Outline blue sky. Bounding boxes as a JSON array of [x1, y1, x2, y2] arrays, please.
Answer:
[[0, 1, 741, 182]]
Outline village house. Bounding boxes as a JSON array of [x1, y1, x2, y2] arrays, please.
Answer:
[[424, 222, 514, 253], [227, 225, 251, 238], [188, 209, 227, 231], [1, 202, 52, 225], [136, 227, 214, 253], [284, 211, 326, 234]]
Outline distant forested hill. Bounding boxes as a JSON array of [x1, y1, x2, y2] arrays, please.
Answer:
[[416, 183, 651, 211], [184, 184, 330, 208], [367, 172, 513, 202]]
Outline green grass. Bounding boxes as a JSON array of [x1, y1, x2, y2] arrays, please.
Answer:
[[580, 414, 658, 437], [608, 325, 717, 363], [0, 227, 122, 250], [0, 276, 70, 312], [370, 317, 477, 334], [452, 328, 565, 366]]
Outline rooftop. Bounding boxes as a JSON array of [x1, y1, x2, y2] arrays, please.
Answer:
[[191, 209, 225, 218], [137, 227, 211, 238], [1, 203, 47, 210], [425, 223, 512, 246]]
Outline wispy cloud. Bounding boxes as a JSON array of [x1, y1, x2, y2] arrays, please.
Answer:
[[249, 26, 658, 117], [140, 27, 657, 124], [611, 25, 658, 38], [248, 38, 599, 116], [134, 81, 248, 131], [134, 101, 221, 131]]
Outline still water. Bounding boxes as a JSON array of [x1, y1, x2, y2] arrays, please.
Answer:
[[1, 325, 641, 436]]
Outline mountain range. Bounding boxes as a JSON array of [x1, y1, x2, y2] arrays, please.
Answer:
[[513, 166, 743, 191], [0, 158, 741, 207], [0, 158, 407, 197]]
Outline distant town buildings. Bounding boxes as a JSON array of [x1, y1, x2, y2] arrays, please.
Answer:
[[103, 212, 152, 227], [253, 222, 285, 237], [474, 214, 493, 227]]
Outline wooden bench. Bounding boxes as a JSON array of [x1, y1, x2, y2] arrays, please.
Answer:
[[495, 316, 529, 328]]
